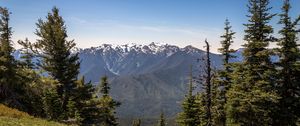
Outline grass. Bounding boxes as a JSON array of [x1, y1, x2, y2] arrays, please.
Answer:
[[0, 104, 68, 126]]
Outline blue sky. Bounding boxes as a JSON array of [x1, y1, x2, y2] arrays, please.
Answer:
[[1, 0, 300, 53]]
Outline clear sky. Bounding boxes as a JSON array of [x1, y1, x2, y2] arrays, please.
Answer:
[[1, 0, 300, 53]]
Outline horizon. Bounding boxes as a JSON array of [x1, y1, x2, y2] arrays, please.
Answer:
[[76, 42, 243, 55], [1, 0, 300, 53]]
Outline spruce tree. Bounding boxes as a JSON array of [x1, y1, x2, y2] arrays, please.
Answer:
[[0, 7, 25, 109], [212, 19, 235, 126], [157, 112, 166, 126], [98, 76, 120, 126], [177, 66, 200, 126], [18, 39, 50, 117], [273, 0, 300, 125], [43, 87, 63, 120], [32, 7, 80, 119], [0, 7, 14, 103], [17, 50, 45, 116], [226, 0, 279, 125], [71, 76, 99, 125], [219, 19, 236, 63]]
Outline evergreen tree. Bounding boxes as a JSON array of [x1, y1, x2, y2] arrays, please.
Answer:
[[17, 62, 45, 117], [31, 7, 80, 119], [177, 66, 200, 126], [0, 7, 26, 110], [43, 86, 63, 120], [98, 76, 120, 126], [212, 19, 236, 126], [226, 0, 279, 125], [0, 6, 14, 104], [18, 38, 71, 118], [273, 0, 300, 125], [71, 76, 98, 125], [219, 19, 236, 67], [132, 119, 141, 126], [157, 112, 166, 126]]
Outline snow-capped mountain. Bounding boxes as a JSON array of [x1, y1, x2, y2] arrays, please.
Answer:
[[83, 42, 180, 55], [76, 42, 223, 120], [78, 42, 217, 81]]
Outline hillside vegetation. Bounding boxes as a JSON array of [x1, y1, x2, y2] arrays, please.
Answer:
[[0, 104, 68, 126]]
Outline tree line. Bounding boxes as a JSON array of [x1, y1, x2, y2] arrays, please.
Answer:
[[177, 0, 300, 125]]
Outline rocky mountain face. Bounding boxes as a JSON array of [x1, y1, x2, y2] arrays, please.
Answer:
[[77, 42, 223, 119]]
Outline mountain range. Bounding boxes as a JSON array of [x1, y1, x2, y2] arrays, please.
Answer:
[[76, 42, 225, 119], [14, 42, 238, 125]]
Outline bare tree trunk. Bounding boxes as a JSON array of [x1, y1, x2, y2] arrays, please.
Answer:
[[205, 39, 212, 126]]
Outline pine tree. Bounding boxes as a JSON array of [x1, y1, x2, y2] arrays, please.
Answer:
[[0, 7, 26, 110], [273, 0, 300, 125], [15, 38, 46, 116], [226, 0, 279, 125], [212, 19, 236, 126], [218, 19, 236, 85], [157, 112, 166, 126], [98, 76, 120, 126], [132, 119, 141, 126], [31, 7, 80, 119], [43, 87, 63, 120], [18, 62, 45, 117], [0, 6, 14, 103], [71, 76, 98, 125], [177, 66, 200, 126], [19, 38, 73, 118]]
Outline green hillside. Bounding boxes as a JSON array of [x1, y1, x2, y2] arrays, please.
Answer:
[[0, 104, 68, 126]]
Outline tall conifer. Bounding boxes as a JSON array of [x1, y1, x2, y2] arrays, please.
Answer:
[[213, 19, 236, 126], [98, 76, 120, 126], [177, 66, 200, 126], [0, 7, 26, 110], [69, 76, 96, 124], [226, 0, 279, 125], [32, 7, 80, 119], [273, 0, 300, 125]]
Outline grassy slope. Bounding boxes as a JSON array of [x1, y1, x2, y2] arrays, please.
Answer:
[[0, 104, 67, 126]]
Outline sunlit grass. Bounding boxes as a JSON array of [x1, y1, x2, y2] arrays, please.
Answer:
[[0, 104, 68, 126]]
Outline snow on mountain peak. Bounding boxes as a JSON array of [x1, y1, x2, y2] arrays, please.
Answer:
[[84, 42, 175, 55], [80, 42, 205, 58], [183, 45, 204, 54]]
